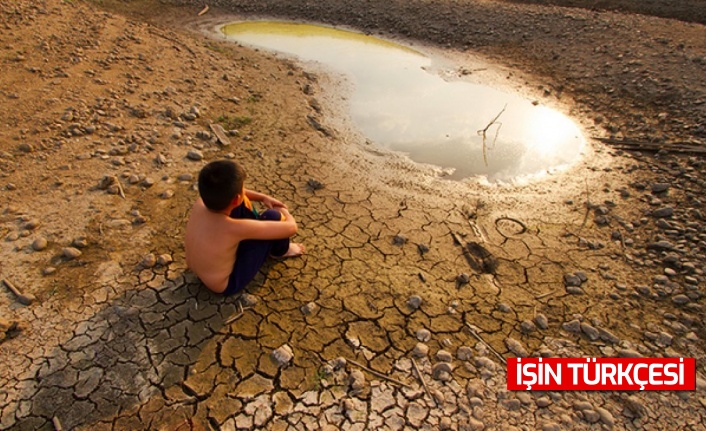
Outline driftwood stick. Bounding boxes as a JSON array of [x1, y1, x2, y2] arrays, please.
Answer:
[[535, 290, 556, 300], [224, 302, 244, 325], [347, 358, 412, 389], [465, 322, 507, 365], [197, 5, 210, 16], [52, 417, 63, 431], [477, 104, 507, 166], [410, 357, 436, 405]]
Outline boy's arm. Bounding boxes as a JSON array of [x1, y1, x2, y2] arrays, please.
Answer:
[[232, 207, 297, 240], [244, 188, 287, 209]]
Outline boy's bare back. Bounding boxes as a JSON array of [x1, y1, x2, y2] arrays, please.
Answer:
[[185, 198, 243, 293]]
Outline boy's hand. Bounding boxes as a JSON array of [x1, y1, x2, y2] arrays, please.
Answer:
[[262, 196, 287, 209]]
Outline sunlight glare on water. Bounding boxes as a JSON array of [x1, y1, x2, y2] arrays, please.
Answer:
[[220, 21, 586, 182]]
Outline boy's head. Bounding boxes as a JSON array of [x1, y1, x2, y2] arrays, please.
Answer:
[[198, 160, 247, 211]]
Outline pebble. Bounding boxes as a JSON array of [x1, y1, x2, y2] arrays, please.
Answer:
[[271, 344, 294, 367], [505, 338, 528, 357], [141, 253, 157, 268], [535, 314, 549, 329], [520, 320, 536, 333], [562, 319, 581, 333], [596, 406, 615, 427], [457, 346, 473, 361], [436, 349, 453, 363], [416, 328, 431, 342], [348, 369, 366, 392], [240, 293, 258, 307], [62, 247, 82, 259], [412, 343, 429, 358], [157, 254, 173, 266], [392, 234, 408, 245], [31, 237, 48, 251], [407, 295, 422, 310], [186, 150, 203, 161], [564, 273, 582, 287], [652, 207, 674, 218], [300, 302, 318, 315]]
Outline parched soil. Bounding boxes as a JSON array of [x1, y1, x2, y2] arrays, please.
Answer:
[[0, 0, 705, 430]]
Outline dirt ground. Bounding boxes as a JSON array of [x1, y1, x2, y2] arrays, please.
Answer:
[[0, 0, 705, 430]]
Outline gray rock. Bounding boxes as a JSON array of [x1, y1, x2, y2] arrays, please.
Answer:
[[596, 406, 615, 428], [520, 320, 537, 333], [535, 314, 549, 329], [300, 302, 318, 315], [407, 295, 422, 310], [652, 207, 674, 218], [580, 323, 600, 341], [141, 253, 157, 268], [562, 319, 582, 333], [564, 273, 582, 287], [186, 149, 204, 161], [505, 338, 528, 357]]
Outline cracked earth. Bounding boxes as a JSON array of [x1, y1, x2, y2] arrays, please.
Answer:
[[1, 0, 705, 430]]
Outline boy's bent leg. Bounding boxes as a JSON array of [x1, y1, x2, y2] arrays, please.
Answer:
[[259, 209, 290, 257], [224, 239, 273, 295]]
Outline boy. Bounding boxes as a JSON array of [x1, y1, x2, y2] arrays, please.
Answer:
[[185, 160, 305, 295]]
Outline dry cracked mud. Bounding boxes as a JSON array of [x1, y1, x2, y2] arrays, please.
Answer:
[[1, 0, 705, 430]]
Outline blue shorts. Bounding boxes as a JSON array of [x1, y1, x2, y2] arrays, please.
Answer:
[[223, 203, 289, 296]]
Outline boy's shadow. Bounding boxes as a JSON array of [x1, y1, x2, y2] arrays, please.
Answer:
[[13, 271, 252, 430]]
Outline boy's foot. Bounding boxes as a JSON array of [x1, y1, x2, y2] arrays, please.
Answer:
[[275, 243, 305, 259]]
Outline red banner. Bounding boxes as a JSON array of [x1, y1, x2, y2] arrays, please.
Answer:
[[507, 357, 696, 391]]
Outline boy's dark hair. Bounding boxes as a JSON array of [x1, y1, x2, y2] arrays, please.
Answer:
[[198, 160, 247, 211]]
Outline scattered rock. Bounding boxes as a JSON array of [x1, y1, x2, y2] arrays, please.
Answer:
[[271, 344, 294, 367], [31, 237, 48, 251], [62, 247, 82, 260]]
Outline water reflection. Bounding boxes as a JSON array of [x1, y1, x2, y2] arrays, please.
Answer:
[[221, 21, 585, 182]]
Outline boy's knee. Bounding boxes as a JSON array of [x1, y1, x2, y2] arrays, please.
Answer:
[[259, 209, 284, 221]]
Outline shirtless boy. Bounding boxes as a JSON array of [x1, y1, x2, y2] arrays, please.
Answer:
[[185, 160, 305, 295]]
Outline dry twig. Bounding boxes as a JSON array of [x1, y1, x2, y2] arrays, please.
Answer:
[[197, 5, 209, 16], [477, 104, 507, 166], [347, 358, 412, 389], [411, 358, 435, 405], [465, 322, 507, 365]]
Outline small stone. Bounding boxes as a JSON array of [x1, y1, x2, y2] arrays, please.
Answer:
[[72, 237, 88, 248], [271, 344, 294, 367], [23, 219, 40, 230], [562, 319, 581, 333], [330, 357, 346, 370], [457, 273, 471, 285], [564, 273, 582, 287], [596, 406, 615, 427], [157, 254, 173, 266], [300, 302, 318, 315], [416, 328, 431, 342], [141, 253, 157, 268], [62, 247, 82, 259], [580, 323, 600, 341], [535, 314, 549, 329], [18, 143, 33, 153], [672, 294, 690, 305], [436, 349, 453, 363], [457, 346, 474, 361], [652, 207, 674, 218], [307, 178, 324, 190], [240, 293, 258, 307], [392, 234, 408, 246], [160, 190, 175, 199], [348, 369, 366, 392], [407, 295, 422, 310], [624, 395, 647, 417], [186, 149, 203, 161], [412, 343, 429, 358], [520, 320, 536, 333], [505, 338, 528, 357], [440, 417, 452, 430], [42, 267, 56, 276], [31, 237, 48, 251], [651, 183, 670, 194], [497, 302, 512, 313]]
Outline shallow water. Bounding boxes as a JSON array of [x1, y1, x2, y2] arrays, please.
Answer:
[[220, 21, 586, 182]]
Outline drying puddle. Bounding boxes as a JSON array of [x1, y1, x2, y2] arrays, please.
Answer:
[[220, 21, 586, 182]]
